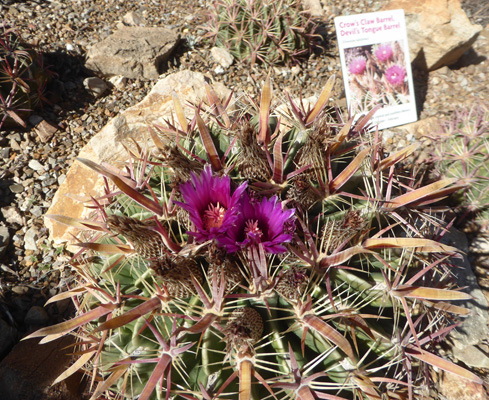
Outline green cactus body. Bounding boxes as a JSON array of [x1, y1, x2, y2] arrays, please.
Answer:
[[32, 77, 482, 399], [427, 104, 489, 230], [204, 0, 317, 66]]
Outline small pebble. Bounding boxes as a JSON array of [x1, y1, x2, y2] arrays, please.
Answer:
[[24, 306, 50, 326], [24, 227, 39, 251], [9, 184, 24, 194], [28, 159, 44, 172], [11, 286, 29, 295]]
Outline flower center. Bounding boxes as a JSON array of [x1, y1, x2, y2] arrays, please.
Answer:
[[244, 220, 263, 240], [203, 202, 227, 230]]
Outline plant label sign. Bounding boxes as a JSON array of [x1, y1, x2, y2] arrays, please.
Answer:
[[335, 9, 417, 130]]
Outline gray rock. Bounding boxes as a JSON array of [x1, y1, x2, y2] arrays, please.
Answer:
[[0, 264, 17, 276], [1, 206, 24, 225], [11, 286, 28, 295], [24, 227, 39, 251], [57, 174, 66, 185], [9, 184, 23, 194], [30, 206, 43, 218], [0, 226, 9, 258], [83, 77, 108, 98], [451, 345, 489, 370], [10, 140, 21, 152], [1, 147, 10, 159], [108, 75, 127, 90], [24, 306, 49, 326], [8, 132, 21, 142], [214, 65, 225, 75], [210, 47, 234, 69], [85, 26, 180, 79], [442, 229, 489, 369], [122, 10, 145, 26], [28, 159, 44, 172]]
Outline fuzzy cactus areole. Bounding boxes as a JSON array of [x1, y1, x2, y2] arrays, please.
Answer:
[[32, 74, 483, 400]]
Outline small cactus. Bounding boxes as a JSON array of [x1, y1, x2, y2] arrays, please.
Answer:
[[203, 0, 318, 66], [29, 76, 482, 399], [425, 103, 489, 231], [0, 22, 52, 129]]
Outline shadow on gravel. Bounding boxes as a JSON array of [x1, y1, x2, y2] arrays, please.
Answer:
[[450, 47, 487, 70], [411, 49, 430, 118], [311, 21, 335, 57], [42, 51, 93, 122], [0, 50, 94, 132]]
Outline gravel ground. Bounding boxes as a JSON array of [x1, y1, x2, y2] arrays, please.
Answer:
[[0, 0, 488, 365]]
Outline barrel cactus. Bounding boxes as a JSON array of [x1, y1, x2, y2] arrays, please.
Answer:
[[0, 23, 52, 129], [28, 76, 482, 399], [203, 0, 317, 66], [425, 103, 489, 231]]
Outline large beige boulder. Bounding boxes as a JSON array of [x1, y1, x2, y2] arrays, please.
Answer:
[[45, 70, 231, 247], [383, 0, 482, 70]]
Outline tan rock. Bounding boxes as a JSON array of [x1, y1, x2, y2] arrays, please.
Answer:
[[383, 0, 482, 70], [381, 117, 442, 156], [437, 369, 488, 400], [302, 0, 324, 17], [0, 336, 80, 400], [210, 47, 234, 69], [400, 116, 440, 139], [90, 70, 231, 163], [45, 70, 231, 247], [34, 119, 59, 143], [44, 145, 104, 248], [122, 11, 145, 27], [85, 26, 180, 79]]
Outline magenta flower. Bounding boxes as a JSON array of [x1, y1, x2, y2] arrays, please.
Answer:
[[374, 44, 393, 62], [219, 193, 296, 254], [348, 56, 366, 75], [385, 65, 406, 86], [177, 165, 247, 243]]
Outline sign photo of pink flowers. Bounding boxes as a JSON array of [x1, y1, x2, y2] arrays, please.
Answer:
[[335, 10, 417, 130]]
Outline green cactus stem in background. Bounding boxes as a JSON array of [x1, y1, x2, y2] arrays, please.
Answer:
[[203, 0, 318, 66]]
